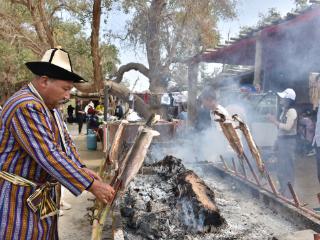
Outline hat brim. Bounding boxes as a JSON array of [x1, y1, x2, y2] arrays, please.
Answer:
[[25, 62, 87, 83]]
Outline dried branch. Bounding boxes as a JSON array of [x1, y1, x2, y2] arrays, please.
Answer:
[[112, 62, 150, 83]]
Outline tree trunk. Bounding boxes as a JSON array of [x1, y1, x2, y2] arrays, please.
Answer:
[[38, 0, 55, 48], [146, 0, 167, 97], [105, 81, 151, 120], [187, 62, 198, 128], [91, 0, 103, 92]]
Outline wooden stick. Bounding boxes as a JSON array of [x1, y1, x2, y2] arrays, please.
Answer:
[[238, 156, 247, 179], [219, 155, 229, 171], [231, 157, 238, 175], [287, 182, 300, 207], [265, 171, 278, 196], [242, 154, 260, 186]]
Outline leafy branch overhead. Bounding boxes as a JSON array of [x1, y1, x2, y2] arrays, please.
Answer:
[[0, 0, 236, 112]]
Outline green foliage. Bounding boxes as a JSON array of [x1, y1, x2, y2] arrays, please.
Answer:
[[123, 0, 236, 58], [0, 0, 119, 87], [257, 7, 281, 27], [294, 0, 309, 8]]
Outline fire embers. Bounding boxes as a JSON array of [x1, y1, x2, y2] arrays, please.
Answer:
[[120, 156, 226, 239]]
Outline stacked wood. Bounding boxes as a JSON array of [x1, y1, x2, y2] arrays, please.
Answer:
[[233, 114, 265, 173]]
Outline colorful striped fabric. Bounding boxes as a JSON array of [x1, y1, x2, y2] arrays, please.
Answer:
[[0, 85, 93, 239]]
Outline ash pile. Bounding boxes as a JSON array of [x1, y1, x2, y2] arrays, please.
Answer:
[[120, 155, 226, 240]]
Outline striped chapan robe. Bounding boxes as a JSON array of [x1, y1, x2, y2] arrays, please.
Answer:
[[0, 85, 94, 240]]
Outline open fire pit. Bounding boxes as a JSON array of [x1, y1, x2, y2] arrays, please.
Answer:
[[120, 156, 300, 240], [120, 156, 225, 240]]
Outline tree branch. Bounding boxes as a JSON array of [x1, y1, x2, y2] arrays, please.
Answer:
[[104, 80, 151, 119], [112, 62, 150, 83], [38, 0, 55, 47]]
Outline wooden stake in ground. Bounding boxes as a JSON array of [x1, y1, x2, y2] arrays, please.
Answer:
[[91, 114, 160, 240], [232, 114, 265, 173]]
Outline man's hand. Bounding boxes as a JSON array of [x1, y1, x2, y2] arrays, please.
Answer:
[[82, 167, 102, 181], [88, 180, 115, 204]]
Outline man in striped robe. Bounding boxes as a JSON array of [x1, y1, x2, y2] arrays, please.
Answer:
[[0, 47, 114, 239]]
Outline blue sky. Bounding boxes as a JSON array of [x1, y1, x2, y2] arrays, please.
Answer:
[[107, 0, 297, 91]]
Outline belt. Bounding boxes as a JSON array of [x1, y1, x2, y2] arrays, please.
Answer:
[[0, 171, 59, 219]]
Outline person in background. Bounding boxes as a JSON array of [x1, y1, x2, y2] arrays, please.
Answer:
[[115, 100, 124, 119], [298, 110, 316, 156], [268, 88, 298, 198], [67, 104, 75, 123], [200, 86, 230, 124], [178, 103, 188, 121], [95, 100, 104, 114], [76, 99, 86, 134], [194, 98, 211, 132]]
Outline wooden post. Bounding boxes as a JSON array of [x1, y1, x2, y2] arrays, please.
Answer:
[[219, 155, 229, 170], [266, 171, 278, 196], [104, 85, 109, 121], [253, 31, 262, 88], [231, 157, 237, 175], [187, 62, 199, 128], [287, 182, 300, 207]]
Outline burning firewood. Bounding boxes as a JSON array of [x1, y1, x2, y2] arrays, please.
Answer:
[[232, 114, 265, 173], [91, 114, 160, 240], [176, 170, 226, 233]]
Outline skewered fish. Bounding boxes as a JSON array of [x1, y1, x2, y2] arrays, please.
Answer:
[[214, 110, 244, 157], [232, 114, 265, 173]]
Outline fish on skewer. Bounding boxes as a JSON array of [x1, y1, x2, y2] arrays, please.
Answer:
[[232, 114, 265, 173], [110, 114, 160, 202], [100, 120, 128, 178], [214, 110, 244, 157], [91, 115, 160, 240]]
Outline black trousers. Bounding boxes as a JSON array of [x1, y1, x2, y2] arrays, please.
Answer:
[[78, 116, 85, 134]]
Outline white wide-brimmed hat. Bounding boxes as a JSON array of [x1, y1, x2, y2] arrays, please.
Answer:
[[277, 88, 296, 100], [25, 47, 86, 83]]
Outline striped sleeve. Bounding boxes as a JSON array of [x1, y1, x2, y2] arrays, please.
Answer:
[[62, 122, 85, 167], [9, 102, 93, 196]]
